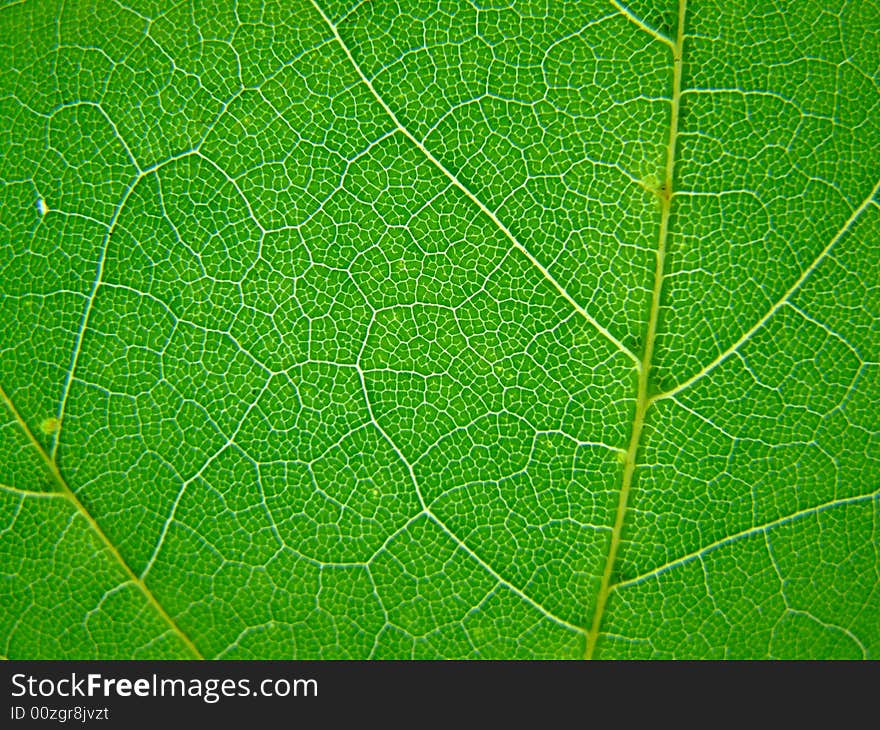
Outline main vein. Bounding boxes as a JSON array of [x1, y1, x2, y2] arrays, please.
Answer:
[[0, 384, 203, 659], [584, 0, 687, 660]]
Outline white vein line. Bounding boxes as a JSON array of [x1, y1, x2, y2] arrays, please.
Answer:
[[140, 374, 274, 580], [787, 302, 864, 362], [786, 608, 868, 660], [654, 178, 880, 404], [612, 488, 880, 592], [46, 101, 145, 457], [609, 0, 675, 50], [0, 483, 67, 499], [308, 0, 639, 366], [50, 178, 140, 460], [355, 366, 586, 636], [0, 383, 204, 658], [50, 150, 195, 460], [428, 512, 588, 636], [766, 528, 868, 659]]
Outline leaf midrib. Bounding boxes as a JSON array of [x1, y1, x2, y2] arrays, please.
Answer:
[[308, 0, 690, 657], [584, 0, 688, 659]]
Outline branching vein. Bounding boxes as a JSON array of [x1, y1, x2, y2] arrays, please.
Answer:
[[613, 488, 880, 591], [609, 0, 675, 50], [653, 178, 880, 404], [584, 0, 688, 660], [308, 0, 639, 366], [0, 384, 203, 659]]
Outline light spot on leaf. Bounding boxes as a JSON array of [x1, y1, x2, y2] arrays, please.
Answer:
[[39, 417, 61, 436]]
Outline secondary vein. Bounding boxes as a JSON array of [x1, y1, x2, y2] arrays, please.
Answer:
[[308, 0, 639, 366], [584, 0, 687, 660], [612, 487, 880, 592], [0, 384, 203, 659], [651, 177, 880, 405]]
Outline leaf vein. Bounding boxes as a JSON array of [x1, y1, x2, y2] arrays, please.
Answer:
[[653, 178, 880, 404], [612, 489, 880, 593], [584, 0, 688, 660], [309, 0, 638, 365], [0, 384, 203, 658], [609, 0, 675, 50]]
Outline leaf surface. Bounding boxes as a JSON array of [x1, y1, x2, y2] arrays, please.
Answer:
[[1, 0, 878, 659]]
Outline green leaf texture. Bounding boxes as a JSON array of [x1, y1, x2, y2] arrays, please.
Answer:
[[1, 0, 878, 659]]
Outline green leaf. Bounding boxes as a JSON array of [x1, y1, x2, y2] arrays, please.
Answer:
[[1, 0, 877, 659]]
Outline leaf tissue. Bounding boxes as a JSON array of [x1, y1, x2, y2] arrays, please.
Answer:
[[0, 0, 877, 659]]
